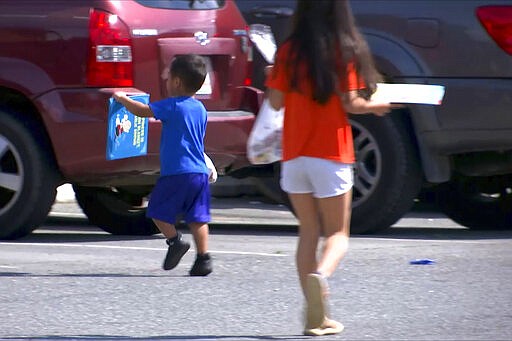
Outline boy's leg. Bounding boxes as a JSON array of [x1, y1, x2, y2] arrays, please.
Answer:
[[182, 173, 212, 276], [153, 218, 190, 271], [152, 218, 178, 239], [188, 222, 212, 276], [188, 222, 209, 255]]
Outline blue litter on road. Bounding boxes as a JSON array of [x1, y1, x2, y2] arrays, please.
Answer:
[[410, 259, 436, 265]]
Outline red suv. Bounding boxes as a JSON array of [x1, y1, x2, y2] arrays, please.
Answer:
[[0, 0, 262, 239]]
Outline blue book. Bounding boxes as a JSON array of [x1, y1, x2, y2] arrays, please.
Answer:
[[106, 94, 150, 160]]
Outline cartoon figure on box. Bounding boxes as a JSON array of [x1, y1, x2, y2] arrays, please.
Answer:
[[115, 114, 132, 138]]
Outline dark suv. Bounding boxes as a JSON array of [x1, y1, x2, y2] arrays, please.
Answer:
[[235, 0, 512, 233], [0, 0, 261, 239]]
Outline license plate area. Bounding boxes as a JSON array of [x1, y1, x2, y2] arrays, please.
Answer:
[[157, 37, 237, 100], [196, 57, 213, 96]]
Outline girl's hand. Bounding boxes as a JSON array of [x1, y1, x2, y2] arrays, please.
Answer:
[[368, 101, 404, 116], [343, 91, 404, 116], [264, 65, 274, 76]]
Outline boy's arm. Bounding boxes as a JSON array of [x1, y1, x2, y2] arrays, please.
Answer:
[[113, 92, 154, 118]]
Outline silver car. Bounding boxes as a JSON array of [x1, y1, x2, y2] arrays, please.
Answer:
[[235, 0, 512, 233]]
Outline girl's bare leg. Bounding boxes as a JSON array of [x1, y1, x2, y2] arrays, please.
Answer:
[[289, 193, 321, 296], [316, 189, 352, 277]]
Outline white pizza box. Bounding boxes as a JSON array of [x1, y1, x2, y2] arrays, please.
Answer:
[[371, 83, 445, 105]]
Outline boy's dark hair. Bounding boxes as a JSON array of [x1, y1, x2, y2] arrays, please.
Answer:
[[170, 54, 207, 93]]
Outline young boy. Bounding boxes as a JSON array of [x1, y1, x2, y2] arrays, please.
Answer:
[[113, 54, 214, 276]]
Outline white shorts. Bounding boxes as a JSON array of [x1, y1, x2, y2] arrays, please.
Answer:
[[281, 156, 354, 198]]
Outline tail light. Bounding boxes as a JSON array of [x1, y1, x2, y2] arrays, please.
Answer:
[[476, 6, 512, 55], [244, 45, 253, 86], [244, 26, 253, 86], [87, 9, 133, 86]]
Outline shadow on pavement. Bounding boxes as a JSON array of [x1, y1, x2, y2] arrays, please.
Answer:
[[39, 200, 512, 242], [365, 226, 512, 241], [0, 335, 308, 340], [35, 219, 512, 243]]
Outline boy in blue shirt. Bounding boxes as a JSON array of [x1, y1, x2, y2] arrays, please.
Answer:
[[113, 54, 214, 276]]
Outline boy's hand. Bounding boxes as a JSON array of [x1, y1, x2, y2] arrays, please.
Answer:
[[111, 92, 154, 117], [113, 91, 127, 102], [204, 153, 218, 183], [208, 168, 218, 184]]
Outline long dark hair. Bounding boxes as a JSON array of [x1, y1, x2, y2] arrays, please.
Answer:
[[285, 0, 381, 104]]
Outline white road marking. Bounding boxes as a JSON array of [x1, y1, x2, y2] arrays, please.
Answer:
[[354, 237, 504, 244], [0, 242, 287, 257]]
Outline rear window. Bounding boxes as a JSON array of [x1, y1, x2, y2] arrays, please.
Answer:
[[135, 0, 225, 10]]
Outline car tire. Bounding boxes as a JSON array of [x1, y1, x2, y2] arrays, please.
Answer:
[[73, 185, 159, 235], [349, 114, 422, 233], [253, 113, 422, 234], [0, 110, 58, 239], [435, 175, 512, 230], [252, 163, 288, 205]]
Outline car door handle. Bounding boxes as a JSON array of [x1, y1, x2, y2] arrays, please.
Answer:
[[251, 6, 293, 19]]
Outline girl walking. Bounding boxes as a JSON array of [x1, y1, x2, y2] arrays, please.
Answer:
[[265, 0, 400, 336]]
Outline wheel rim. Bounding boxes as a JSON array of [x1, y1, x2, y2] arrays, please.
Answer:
[[351, 120, 382, 208], [0, 134, 24, 215]]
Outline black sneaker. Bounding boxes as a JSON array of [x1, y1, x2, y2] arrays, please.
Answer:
[[162, 233, 190, 271], [189, 253, 212, 276]]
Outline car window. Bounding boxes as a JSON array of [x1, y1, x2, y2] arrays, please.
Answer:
[[135, 0, 225, 10]]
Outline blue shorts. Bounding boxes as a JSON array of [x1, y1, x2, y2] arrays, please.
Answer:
[[147, 173, 211, 224]]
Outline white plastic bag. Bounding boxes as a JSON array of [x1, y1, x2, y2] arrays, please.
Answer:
[[204, 153, 217, 183], [248, 24, 277, 64], [247, 99, 284, 165]]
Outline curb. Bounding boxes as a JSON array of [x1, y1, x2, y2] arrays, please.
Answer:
[[56, 178, 260, 203]]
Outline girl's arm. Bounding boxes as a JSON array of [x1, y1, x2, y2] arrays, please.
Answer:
[[342, 90, 402, 116], [267, 88, 284, 111], [113, 92, 154, 118]]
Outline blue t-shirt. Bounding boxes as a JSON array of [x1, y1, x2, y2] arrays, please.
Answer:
[[149, 96, 208, 176]]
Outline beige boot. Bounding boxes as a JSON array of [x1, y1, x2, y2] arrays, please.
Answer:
[[304, 318, 345, 336], [303, 273, 344, 336], [304, 273, 328, 329]]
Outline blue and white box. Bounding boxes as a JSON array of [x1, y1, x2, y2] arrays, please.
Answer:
[[106, 93, 150, 160]]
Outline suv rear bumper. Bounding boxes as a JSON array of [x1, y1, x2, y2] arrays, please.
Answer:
[[408, 77, 512, 181], [415, 78, 512, 154], [34, 86, 263, 185]]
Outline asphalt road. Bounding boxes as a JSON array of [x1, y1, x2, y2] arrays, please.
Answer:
[[1, 196, 511, 341]]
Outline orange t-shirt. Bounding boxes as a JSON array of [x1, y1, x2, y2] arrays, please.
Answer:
[[265, 42, 364, 164]]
